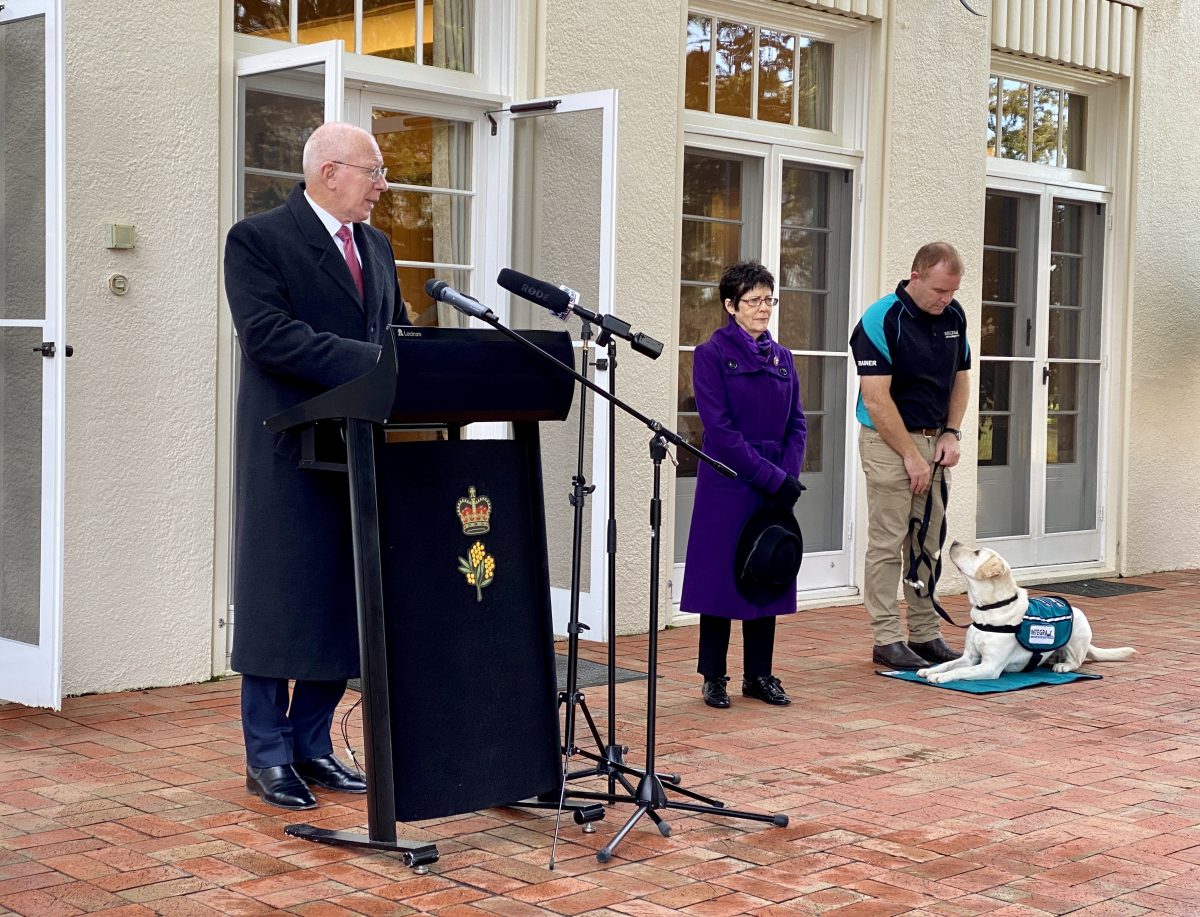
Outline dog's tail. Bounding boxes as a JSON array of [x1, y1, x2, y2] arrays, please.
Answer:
[[1086, 645, 1137, 662]]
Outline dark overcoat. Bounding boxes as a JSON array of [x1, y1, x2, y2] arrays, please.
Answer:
[[224, 184, 408, 680], [680, 321, 807, 620]]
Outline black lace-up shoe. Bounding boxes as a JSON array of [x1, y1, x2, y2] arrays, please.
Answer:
[[873, 641, 929, 670], [742, 674, 791, 705], [702, 676, 731, 708], [246, 764, 318, 810], [908, 638, 960, 664], [294, 755, 367, 793]]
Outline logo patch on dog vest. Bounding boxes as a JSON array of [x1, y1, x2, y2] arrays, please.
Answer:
[[1017, 596, 1073, 653]]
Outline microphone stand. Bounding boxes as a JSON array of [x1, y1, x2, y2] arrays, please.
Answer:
[[440, 294, 788, 864]]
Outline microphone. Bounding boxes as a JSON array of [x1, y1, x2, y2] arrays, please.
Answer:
[[497, 268, 664, 360], [496, 268, 577, 320], [425, 279, 495, 321]]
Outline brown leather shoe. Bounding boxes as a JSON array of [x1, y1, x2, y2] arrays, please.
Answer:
[[908, 638, 960, 664], [872, 641, 929, 670]]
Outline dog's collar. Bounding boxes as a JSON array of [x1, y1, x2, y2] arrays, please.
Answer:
[[975, 594, 1020, 611], [972, 622, 1020, 633]]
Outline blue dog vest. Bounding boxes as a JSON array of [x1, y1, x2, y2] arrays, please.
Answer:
[[973, 595, 1074, 671]]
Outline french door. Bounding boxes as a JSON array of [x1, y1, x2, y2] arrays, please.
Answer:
[[0, 0, 66, 709], [674, 139, 858, 603], [977, 182, 1108, 567]]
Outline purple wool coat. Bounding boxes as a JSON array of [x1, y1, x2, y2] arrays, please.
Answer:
[[680, 320, 807, 620]]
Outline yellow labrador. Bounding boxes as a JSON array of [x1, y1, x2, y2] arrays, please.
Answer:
[[917, 541, 1136, 684]]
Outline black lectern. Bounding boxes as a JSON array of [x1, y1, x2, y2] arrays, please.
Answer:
[[266, 326, 574, 864]]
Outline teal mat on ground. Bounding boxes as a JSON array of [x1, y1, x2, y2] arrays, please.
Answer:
[[878, 668, 1102, 693]]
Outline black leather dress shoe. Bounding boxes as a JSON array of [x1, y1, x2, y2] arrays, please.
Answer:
[[742, 674, 791, 706], [909, 638, 960, 663], [246, 764, 318, 810], [294, 755, 367, 793], [702, 676, 731, 708], [872, 641, 929, 670]]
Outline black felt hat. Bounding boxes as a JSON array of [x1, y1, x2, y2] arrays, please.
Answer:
[[733, 505, 804, 605]]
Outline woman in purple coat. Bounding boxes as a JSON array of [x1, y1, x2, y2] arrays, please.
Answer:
[[680, 262, 807, 709]]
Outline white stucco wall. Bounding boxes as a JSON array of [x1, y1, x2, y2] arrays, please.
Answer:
[[540, 1, 685, 634], [860, 0, 991, 593], [61, 4, 220, 693], [1123, 1, 1200, 574]]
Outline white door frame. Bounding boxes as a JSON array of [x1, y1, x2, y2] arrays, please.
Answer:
[[483, 90, 619, 641], [980, 176, 1110, 569], [0, 0, 66, 709]]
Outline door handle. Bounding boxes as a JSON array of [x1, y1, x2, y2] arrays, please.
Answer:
[[33, 342, 73, 357], [1042, 365, 1050, 385]]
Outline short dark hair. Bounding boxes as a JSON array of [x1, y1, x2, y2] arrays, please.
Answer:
[[719, 261, 775, 309]]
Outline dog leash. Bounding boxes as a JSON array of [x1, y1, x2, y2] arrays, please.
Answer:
[[903, 462, 967, 629]]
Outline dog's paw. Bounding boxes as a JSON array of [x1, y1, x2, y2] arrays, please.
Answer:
[[916, 668, 932, 679], [1051, 662, 1078, 673], [926, 671, 950, 684]]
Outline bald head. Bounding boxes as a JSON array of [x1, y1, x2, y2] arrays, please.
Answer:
[[302, 122, 386, 224]]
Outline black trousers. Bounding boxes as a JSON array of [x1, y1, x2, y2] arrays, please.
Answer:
[[697, 615, 776, 680], [240, 674, 346, 768]]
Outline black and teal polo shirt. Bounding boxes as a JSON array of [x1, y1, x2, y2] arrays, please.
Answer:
[[849, 281, 971, 430]]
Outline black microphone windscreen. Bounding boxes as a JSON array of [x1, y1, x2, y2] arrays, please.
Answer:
[[425, 278, 447, 299], [497, 268, 573, 317]]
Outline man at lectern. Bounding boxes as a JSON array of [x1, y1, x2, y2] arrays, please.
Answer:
[[224, 122, 409, 810]]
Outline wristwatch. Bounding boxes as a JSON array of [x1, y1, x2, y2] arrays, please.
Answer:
[[942, 426, 962, 441]]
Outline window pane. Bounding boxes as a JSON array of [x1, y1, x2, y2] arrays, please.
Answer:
[[428, 0, 472, 72], [676, 351, 702, 478], [1048, 307, 1080, 360], [1049, 254, 1082, 308], [683, 155, 742, 218], [1052, 201, 1083, 252], [980, 361, 1011, 413], [364, 0, 417, 63], [979, 413, 1009, 466], [236, 0, 290, 38], [679, 283, 723, 347], [685, 14, 712, 111], [982, 249, 1017, 305], [1062, 92, 1087, 169], [1000, 78, 1029, 160], [779, 229, 828, 291], [796, 39, 832, 130], [781, 166, 828, 227], [1032, 85, 1060, 165], [298, 0, 355, 51], [792, 355, 847, 552], [758, 30, 794, 124], [375, 110, 472, 189], [986, 75, 999, 157], [980, 304, 1015, 357], [777, 291, 825, 352], [240, 83, 323, 220], [983, 192, 1019, 247], [680, 219, 742, 285], [715, 21, 754, 118]]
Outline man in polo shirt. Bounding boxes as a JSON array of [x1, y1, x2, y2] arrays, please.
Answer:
[[850, 242, 971, 670]]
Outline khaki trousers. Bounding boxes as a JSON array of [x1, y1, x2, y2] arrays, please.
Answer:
[[859, 426, 950, 645]]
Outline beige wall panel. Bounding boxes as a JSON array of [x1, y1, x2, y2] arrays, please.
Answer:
[[1124, 3, 1200, 574], [540, 0, 684, 634], [62, 3, 220, 693], [876, 0, 991, 577]]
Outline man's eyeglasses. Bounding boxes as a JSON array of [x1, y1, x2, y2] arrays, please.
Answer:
[[740, 295, 779, 308], [332, 160, 389, 183]]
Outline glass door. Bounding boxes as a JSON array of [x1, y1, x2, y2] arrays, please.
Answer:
[[0, 0, 66, 709], [674, 142, 856, 605], [492, 91, 619, 641], [219, 41, 345, 672], [978, 185, 1107, 567]]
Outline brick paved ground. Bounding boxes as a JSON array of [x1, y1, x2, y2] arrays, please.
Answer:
[[2, 570, 1199, 915]]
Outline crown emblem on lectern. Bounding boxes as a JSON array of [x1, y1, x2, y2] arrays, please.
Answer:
[[456, 486, 492, 535]]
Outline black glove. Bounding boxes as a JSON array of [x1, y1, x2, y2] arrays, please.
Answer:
[[770, 474, 805, 509]]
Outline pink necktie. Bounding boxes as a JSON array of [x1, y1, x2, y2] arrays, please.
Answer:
[[335, 224, 364, 299]]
